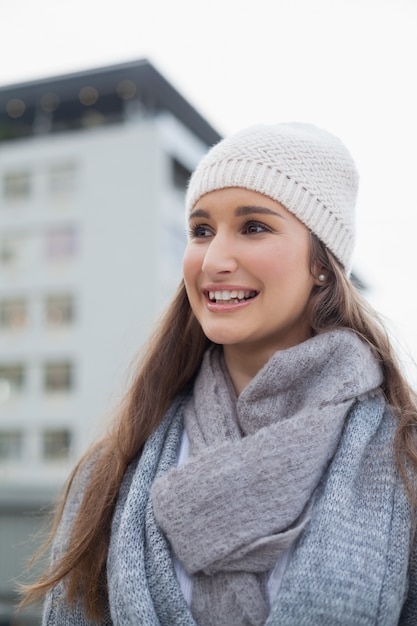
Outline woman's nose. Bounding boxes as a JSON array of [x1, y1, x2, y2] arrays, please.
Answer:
[[201, 234, 238, 275]]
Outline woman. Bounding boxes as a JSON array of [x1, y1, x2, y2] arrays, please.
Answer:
[[23, 123, 417, 625]]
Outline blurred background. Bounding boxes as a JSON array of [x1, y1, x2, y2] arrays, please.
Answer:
[[0, 0, 416, 623]]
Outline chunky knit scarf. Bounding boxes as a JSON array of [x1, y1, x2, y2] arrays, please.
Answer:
[[43, 330, 416, 625], [151, 330, 383, 626]]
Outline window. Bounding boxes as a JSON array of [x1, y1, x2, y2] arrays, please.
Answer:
[[0, 298, 27, 329], [0, 234, 22, 266], [48, 162, 77, 198], [45, 227, 77, 261], [171, 157, 192, 191], [0, 232, 36, 269], [0, 364, 25, 401], [3, 170, 31, 201], [0, 430, 23, 461], [45, 294, 75, 327], [44, 361, 73, 393], [42, 428, 72, 460]]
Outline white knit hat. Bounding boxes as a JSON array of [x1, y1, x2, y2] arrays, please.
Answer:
[[186, 123, 359, 271]]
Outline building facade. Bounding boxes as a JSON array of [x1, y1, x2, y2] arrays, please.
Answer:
[[0, 60, 220, 624]]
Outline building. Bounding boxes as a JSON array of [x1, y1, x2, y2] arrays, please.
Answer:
[[0, 59, 221, 624]]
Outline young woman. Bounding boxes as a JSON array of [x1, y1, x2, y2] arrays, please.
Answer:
[[23, 123, 417, 625]]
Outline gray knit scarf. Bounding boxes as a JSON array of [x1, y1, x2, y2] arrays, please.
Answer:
[[151, 329, 383, 626]]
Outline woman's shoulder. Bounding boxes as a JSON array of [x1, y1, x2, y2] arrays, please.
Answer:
[[320, 389, 410, 526], [326, 390, 411, 539], [344, 389, 397, 446]]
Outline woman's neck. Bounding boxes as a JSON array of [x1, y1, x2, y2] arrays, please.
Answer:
[[222, 345, 276, 395]]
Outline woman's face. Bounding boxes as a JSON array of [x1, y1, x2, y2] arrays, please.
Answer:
[[183, 188, 320, 357]]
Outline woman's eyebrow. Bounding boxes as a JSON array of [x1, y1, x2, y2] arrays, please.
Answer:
[[189, 208, 210, 219], [235, 205, 286, 219], [189, 205, 286, 220]]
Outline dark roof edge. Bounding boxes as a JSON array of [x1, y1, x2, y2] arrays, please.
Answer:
[[0, 58, 222, 146], [0, 59, 151, 93], [138, 60, 222, 146]]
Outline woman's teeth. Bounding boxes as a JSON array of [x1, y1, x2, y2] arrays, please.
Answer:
[[208, 290, 257, 303]]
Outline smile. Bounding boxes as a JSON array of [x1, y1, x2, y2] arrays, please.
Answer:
[[207, 289, 258, 304]]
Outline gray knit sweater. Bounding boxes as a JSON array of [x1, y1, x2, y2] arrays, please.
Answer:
[[43, 394, 416, 625]]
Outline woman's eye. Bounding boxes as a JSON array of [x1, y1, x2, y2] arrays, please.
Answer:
[[242, 221, 269, 234], [189, 224, 213, 238]]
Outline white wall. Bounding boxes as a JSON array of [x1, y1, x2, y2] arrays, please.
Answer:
[[0, 112, 208, 489]]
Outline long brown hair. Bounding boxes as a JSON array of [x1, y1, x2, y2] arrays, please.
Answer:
[[307, 236, 417, 492], [21, 236, 417, 622]]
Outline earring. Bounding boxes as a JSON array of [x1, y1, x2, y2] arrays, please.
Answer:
[[318, 274, 326, 282]]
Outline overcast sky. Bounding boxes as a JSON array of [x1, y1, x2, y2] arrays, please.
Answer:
[[1, 0, 417, 380]]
